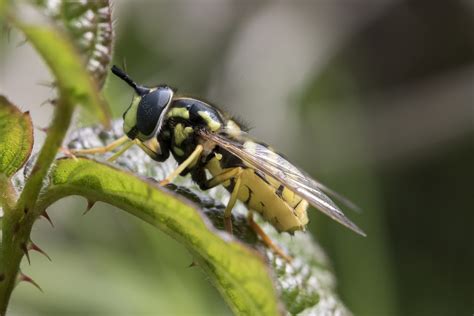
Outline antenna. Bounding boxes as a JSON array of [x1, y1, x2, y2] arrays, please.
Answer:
[[111, 65, 150, 96]]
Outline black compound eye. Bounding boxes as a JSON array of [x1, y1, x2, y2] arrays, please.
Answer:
[[136, 87, 172, 136]]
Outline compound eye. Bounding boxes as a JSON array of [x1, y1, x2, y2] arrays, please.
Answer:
[[136, 88, 172, 137]]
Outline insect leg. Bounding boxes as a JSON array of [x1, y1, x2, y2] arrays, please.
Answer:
[[224, 169, 242, 234], [200, 167, 242, 190], [159, 145, 204, 185], [247, 210, 292, 263], [200, 167, 243, 234], [71, 135, 130, 155], [107, 140, 136, 162]]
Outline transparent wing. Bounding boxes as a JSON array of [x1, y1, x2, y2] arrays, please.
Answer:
[[198, 128, 366, 236]]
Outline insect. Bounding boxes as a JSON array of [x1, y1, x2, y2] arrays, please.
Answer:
[[73, 65, 365, 261]]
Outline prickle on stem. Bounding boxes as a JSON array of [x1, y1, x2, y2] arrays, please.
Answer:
[[83, 199, 96, 215], [40, 210, 54, 227], [17, 273, 43, 292]]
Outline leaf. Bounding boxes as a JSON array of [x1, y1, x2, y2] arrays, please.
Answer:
[[11, 8, 110, 127], [42, 157, 281, 316], [0, 96, 33, 178], [60, 121, 353, 315], [32, 0, 113, 88]]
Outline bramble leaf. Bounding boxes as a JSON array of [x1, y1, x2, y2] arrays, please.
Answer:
[[40, 157, 281, 316], [11, 7, 110, 127], [32, 0, 113, 88], [0, 96, 33, 178], [43, 122, 352, 315]]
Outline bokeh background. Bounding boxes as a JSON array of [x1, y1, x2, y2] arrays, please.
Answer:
[[1, 1, 473, 315]]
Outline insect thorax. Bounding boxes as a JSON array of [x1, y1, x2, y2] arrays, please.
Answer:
[[160, 98, 226, 165]]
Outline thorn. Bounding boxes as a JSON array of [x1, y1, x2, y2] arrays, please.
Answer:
[[40, 98, 57, 107], [40, 210, 54, 227], [18, 273, 43, 292], [16, 37, 28, 47], [20, 243, 31, 265], [83, 200, 96, 215], [37, 80, 56, 89], [35, 126, 49, 133], [28, 240, 52, 261], [188, 261, 199, 268]]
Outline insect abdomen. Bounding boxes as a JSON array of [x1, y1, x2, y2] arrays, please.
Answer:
[[205, 156, 309, 233]]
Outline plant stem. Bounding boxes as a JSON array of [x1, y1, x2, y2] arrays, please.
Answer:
[[0, 99, 74, 315], [0, 176, 16, 211]]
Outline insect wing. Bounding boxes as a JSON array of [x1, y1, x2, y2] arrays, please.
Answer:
[[199, 129, 366, 236]]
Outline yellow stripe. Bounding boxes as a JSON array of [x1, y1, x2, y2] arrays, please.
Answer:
[[174, 124, 193, 146], [167, 107, 190, 119], [198, 111, 221, 131]]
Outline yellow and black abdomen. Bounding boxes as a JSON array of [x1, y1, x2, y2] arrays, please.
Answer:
[[205, 155, 309, 233]]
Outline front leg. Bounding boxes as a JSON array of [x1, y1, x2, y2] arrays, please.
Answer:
[[137, 137, 170, 162], [159, 144, 203, 186], [70, 135, 130, 155]]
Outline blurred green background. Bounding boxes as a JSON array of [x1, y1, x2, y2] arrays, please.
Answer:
[[1, 1, 473, 315]]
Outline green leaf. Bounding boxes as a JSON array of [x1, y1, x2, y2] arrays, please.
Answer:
[[52, 122, 352, 315], [32, 0, 113, 88], [0, 96, 33, 178], [11, 10, 110, 127], [41, 157, 281, 315]]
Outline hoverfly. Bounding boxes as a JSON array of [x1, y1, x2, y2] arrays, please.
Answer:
[[73, 65, 365, 261]]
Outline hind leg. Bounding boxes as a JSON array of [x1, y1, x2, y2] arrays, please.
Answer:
[[247, 210, 292, 263]]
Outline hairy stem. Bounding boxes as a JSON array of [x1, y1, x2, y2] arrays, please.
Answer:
[[0, 99, 74, 315]]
